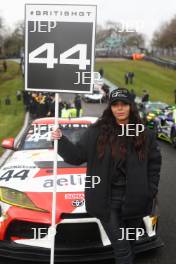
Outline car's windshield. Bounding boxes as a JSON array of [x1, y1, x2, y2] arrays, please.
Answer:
[[93, 90, 101, 94], [20, 123, 90, 150], [147, 102, 168, 110]]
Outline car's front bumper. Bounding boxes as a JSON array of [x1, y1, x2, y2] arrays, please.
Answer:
[[0, 235, 164, 262]]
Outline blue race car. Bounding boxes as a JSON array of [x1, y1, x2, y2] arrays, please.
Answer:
[[150, 107, 176, 148]]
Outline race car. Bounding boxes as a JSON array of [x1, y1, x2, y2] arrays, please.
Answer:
[[144, 105, 176, 147], [146, 107, 176, 148], [82, 71, 105, 103], [138, 100, 169, 117], [82, 89, 107, 103], [0, 117, 163, 262]]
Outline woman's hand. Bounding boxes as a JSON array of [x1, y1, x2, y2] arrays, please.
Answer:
[[51, 127, 63, 140]]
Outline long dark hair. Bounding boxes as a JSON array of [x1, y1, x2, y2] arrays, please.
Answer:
[[92, 101, 146, 161]]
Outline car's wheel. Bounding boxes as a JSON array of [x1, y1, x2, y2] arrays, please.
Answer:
[[171, 129, 176, 148], [153, 121, 159, 138]]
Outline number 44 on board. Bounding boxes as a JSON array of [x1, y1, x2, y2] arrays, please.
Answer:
[[29, 43, 90, 70]]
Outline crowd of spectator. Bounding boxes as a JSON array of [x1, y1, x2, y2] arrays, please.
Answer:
[[22, 91, 83, 119]]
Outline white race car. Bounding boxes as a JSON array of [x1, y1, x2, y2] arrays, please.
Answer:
[[83, 90, 107, 103], [0, 117, 163, 262]]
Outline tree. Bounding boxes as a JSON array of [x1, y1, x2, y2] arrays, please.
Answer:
[[125, 32, 145, 49], [3, 20, 24, 57], [151, 15, 176, 55], [0, 15, 5, 56]]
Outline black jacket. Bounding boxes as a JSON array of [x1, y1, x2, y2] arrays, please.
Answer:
[[57, 125, 162, 222]]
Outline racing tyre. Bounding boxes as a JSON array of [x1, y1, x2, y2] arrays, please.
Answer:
[[171, 129, 176, 148], [153, 122, 159, 138]]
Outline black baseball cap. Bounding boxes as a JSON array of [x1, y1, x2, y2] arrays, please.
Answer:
[[109, 88, 132, 105]]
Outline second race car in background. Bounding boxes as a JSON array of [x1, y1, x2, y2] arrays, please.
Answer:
[[138, 101, 169, 117], [144, 106, 176, 148], [82, 89, 107, 103]]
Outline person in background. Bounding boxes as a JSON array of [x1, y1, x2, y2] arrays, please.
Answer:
[[130, 89, 136, 102], [4, 95, 11, 105], [124, 72, 129, 85], [172, 107, 176, 123], [47, 94, 55, 117], [29, 92, 38, 118], [99, 67, 104, 77], [142, 90, 149, 103], [61, 102, 70, 118], [47, 94, 64, 117], [102, 84, 110, 102], [128, 72, 135, 84], [35, 92, 48, 118], [16, 90, 22, 101], [3, 60, 7, 72], [74, 94, 82, 117]]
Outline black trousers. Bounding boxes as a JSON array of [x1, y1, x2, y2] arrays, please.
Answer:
[[76, 108, 81, 117], [101, 207, 143, 264]]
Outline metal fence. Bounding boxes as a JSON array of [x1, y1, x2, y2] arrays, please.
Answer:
[[144, 56, 176, 70]]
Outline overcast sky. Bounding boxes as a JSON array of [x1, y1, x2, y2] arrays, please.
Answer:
[[1, 0, 176, 42]]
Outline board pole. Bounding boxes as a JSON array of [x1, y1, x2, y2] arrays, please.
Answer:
[[50, 93, 59, 264]]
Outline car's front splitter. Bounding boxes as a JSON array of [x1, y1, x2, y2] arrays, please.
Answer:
[[0, 235, 164, 262]]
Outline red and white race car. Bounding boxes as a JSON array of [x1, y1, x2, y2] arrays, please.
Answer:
[[0, 117, 163, 262]]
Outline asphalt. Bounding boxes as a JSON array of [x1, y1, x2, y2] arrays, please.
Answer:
[[1, 98, 176, 264]]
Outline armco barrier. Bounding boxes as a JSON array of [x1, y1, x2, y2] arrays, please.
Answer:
[[144, 56, 176, 70]]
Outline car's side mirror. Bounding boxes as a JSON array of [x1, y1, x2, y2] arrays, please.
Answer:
[[1, 138, 15, 150]]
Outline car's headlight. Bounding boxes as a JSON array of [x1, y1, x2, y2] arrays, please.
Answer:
[[147, 113, 155, 121], [146, 116, 152, 121], [0, 187, 48, 212], [151, 216, 158, 226]]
